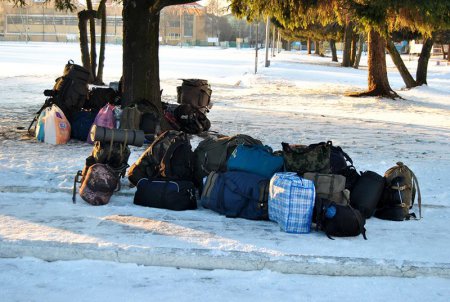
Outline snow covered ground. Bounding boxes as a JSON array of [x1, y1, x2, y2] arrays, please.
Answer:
[[0, 42, 449, 301]]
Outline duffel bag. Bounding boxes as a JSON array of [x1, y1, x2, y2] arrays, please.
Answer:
[[303, 172, 349, 205], [350, 170, 385, 218], [315, 198, 367, 240], [134, 178, 197, 211], [227, 144, 284, 179], [268, 172, 316, 234], [201, 171, 270, 220]]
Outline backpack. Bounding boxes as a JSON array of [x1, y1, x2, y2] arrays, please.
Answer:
[[70, 110, 97, 141], [177, 79, 212, 113], [52, 60, 90, 119], [72, 141, 131, 203], [315, 198, 367, 240], [79, 163, 118, 206], [329, 145, 360, 190], [193, 134, 263, 187], [303, 172, 349, 206], [128, 130, 194, 186], [201, 171, 270, 220], [84, 87, 118, 111], [375, 162, 422, 221], [174, 104, 211, 134], [282, 141, 332, 175]]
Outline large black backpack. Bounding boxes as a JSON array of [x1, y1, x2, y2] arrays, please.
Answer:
[[315, 198, 367, 240], [174, 104, 211, 134], [128, 130, 194, 186], [52, 60, 90, 119], [84, 87, 118, 111]]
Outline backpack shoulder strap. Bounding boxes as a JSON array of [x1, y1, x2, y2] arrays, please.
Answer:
[[349, 205, 368, 240], [409, 168, 422, 219]]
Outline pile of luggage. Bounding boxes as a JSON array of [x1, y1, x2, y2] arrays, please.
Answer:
[[29, 60, 213, 145], [34, 60, 422, 240], [74, 128, 422, 240]]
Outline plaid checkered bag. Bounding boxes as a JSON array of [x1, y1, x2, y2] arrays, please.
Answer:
[[268, 172, 316, 233]]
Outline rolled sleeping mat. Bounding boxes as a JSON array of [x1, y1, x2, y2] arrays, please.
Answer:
[[90, 125, 145, 147]]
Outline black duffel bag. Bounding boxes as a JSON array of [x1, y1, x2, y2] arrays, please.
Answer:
[[350, 171, 385, 218], [133, 178, 197, 211]]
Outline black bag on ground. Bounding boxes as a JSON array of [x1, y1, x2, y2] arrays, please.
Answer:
[[134, 178, 197, 211], [84, 87, 118, 111], [315, 198, 367, 240], [137, 99, 161, 137], [128, 130, 194, 186], [174, 104, 211, 134], [52, 60, 90, 119], [177, 79, 212, 113], [350, 171, 385, 218]]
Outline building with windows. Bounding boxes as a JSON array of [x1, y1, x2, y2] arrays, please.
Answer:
[[0, 1, 208, 45]]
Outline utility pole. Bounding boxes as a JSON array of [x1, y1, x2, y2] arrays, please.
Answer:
[[255, 22, 259, 74], [264, 16, 270, 67]]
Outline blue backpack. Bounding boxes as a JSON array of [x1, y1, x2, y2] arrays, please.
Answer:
[[201, 171, 270, 220], [70, 110, 97, 141]]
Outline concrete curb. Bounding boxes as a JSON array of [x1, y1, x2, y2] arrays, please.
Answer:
[[1, 240, 449, 278]]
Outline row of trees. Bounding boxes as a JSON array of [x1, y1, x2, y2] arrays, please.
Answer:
[[7, 0, 450, 127], [231, 0, 450, 98]]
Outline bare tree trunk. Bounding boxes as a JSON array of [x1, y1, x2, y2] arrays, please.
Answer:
[[86, 0, 97, 81], [330, 39, 338, 62], [307, 38, 311, 54], [342, 19, 353, 67], [350, 33, 357, 66], [78, 10, 95, 83], [441, 44, 446, 59], [353, 33, 364, 69], [314, 40, 320, 55], [448, 43, 450, 62], [122, 0, 162, 113], [350, 29, 398, 98], [386, 38, 418, 89], [95, 1, 107, 85], [416, 38, 434, 85]]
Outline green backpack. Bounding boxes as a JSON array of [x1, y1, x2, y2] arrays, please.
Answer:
[[282, 141, 332, 175], [375, 162, 422, 221], [193, 134, 262, 187]]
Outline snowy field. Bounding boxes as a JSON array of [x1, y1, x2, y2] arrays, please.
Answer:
[[0, 42, 449, 301]]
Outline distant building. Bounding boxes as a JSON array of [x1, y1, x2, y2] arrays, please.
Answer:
[[0, 1, 208, 45]]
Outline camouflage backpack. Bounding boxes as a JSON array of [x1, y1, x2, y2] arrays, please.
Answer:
[[282, 141, 332, 175], [73, 141, 131, 203], [375, 162, 422, 221]]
